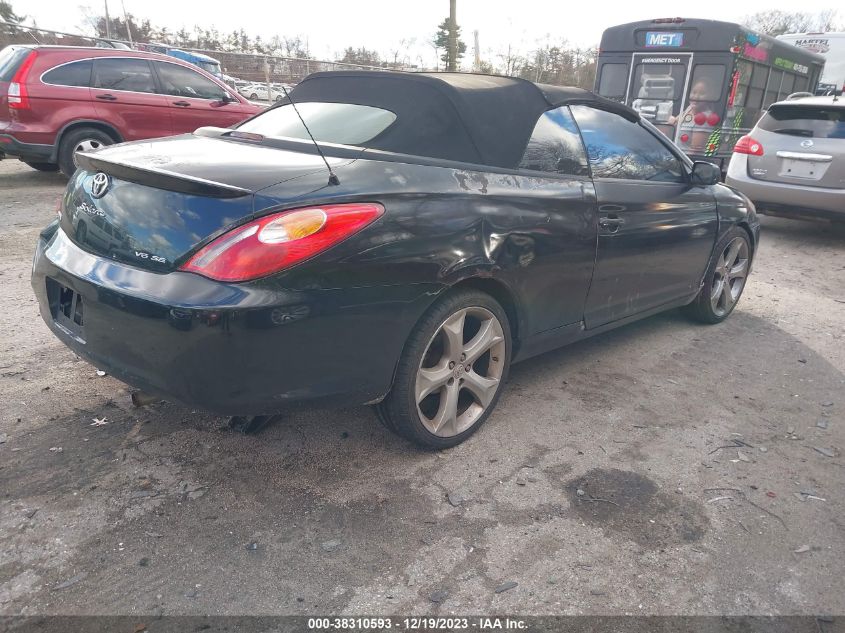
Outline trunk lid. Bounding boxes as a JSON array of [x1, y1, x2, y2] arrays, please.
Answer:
[[60, 133, 358, 272], [747, 102, 845, 190]]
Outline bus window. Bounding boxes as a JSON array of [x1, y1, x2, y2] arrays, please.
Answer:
[[598, 64, 628, 101], [629, 62, 687, 138], [763, 69, 784, 108], [733, 60, 753, 106], [689, 65, 725, 101], [779, 73, 795, 100], [793, 74, 809, 94], [675, 64, 726, 153], [746, 63, 769, 110]]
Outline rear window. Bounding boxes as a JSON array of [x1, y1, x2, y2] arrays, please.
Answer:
[[237, 102, 397, 145], [759, 105, 845, 139], [0, 47, 31, 82]]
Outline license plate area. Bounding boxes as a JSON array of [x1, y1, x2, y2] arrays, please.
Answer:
[[779, 158, 823, 180], [46, 278, 85, 341]]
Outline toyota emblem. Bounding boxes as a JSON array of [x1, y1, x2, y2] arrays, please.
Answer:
[[91, 172, 110, 198], [800, 139, 814, 148]]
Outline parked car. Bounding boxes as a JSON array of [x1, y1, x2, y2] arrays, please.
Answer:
[[238, 83, 292, 102], [31, 71, 759, 448], [725, 96, 845, 222], [0, 45, 261, 176]]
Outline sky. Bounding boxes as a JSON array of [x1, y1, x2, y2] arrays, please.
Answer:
[[19, 0, 843, 67]]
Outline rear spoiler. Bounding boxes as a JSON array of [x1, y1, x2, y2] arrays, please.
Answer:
[[75, 152, 251, 199]]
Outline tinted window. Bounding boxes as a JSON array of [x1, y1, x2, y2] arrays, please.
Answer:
[[758, 105, 845, 139], [779, 73, 795, 99], [0, 47, 31, 82], [42, 60, 92, 87], [238, 102, 397, 145], [598, 64, 628, 100], [154, 62, 226, 100], [746, 63, 769, 109], [763, 70, 783, 108], [689, 65, 725, 102], [570, 105, 685, 182], [518, 106, 589, 176], [733, 60, 753, 107], [93, 58, 155, 93]]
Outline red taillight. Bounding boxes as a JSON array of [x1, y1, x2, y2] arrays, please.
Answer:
[[180, 202, 384, 282], [680, 133, 690, 143], [694, 112, 707, 125], [8, 50, 38, 110], [707, 113, 721, 126], [733, 135, 764, 156]]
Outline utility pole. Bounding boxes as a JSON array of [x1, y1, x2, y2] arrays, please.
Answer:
[[473, 29, 480, 71], [121, 0, 133, 46], [103, 0, 111, 39], [448, 0, 457, 71]]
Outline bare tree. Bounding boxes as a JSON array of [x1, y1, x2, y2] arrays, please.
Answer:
[[743, 10, 842, 36]]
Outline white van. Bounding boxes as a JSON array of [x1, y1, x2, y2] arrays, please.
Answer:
[[778, 32, 845, 95]]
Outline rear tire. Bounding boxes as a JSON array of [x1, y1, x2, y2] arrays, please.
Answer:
[[24, 161, 59, 172], [58, 127, 115, 177], [684, 226, 751, 324], [376, 289, 511, 449]]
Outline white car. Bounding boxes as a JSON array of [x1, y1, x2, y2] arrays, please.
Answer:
[[239, 83, 291, 102]]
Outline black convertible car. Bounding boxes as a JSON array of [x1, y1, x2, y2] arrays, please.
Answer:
[[32, 71, 759, 448]]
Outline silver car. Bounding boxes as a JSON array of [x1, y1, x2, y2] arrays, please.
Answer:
[[725, 96, 845, 222]]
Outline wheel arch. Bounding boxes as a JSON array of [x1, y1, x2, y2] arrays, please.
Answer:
[[444, 276, 521, 349], [51, 120, 124, 162]]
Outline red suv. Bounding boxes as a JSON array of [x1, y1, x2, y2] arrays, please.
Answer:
[[0, 45, 261, 176]]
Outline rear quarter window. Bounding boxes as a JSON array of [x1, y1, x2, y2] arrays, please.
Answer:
[[759, 105, 845, 139], [42, 60, 93, 87]]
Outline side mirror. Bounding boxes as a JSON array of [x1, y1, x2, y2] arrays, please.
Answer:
[[690, 161, 720, 186]]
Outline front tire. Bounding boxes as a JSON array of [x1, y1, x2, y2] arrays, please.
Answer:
[[684, 226, 751, 324], [377, 290, 511, 449], [58, 127, 114, 177]]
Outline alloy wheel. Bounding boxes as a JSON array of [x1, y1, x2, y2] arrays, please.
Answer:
[[710, 236, 749, 317], [73, 139, 105, 167], [415, 306, 506, 437]]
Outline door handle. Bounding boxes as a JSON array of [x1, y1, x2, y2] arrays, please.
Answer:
[[95, 94, 117, 101], [599, 214, 625, 233], [172, 101, 191, 107]]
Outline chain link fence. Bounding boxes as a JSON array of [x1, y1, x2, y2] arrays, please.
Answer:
[[0, 22, 394, 87]]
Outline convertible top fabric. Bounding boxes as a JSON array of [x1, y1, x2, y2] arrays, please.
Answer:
[[287, 71, 637, 169]]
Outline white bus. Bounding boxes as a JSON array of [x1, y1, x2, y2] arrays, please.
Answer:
[[778, 32, 845, 95]]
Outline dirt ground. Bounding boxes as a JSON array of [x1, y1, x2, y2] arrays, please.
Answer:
[[1, 158, 843, 617]]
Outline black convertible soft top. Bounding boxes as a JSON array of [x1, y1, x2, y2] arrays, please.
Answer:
[[287, 71, 637, 169]]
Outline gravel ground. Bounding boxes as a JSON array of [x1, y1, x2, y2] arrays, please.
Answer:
[[0, 158, 843, 616]]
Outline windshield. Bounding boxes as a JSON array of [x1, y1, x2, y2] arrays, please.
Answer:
[[759, 104, 845, 139], [237, 102, 397, 146], [198, 61, 221, 75]]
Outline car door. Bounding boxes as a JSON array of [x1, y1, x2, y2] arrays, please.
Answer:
[[90, 57, 173, 140], [570, 104, 718, 328], [151, 61, 250, 134], [512, 105, 598, 333]]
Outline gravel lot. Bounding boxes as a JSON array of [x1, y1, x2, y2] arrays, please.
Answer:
[[1, 158, 843, 616]]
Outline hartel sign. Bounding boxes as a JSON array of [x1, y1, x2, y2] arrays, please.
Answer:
[[645, 31, 685, 48]]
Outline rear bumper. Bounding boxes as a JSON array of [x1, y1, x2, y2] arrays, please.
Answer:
[[725, 154, 845, 219], [0, 133, 53, 162], [32, 226, 440, 415]]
